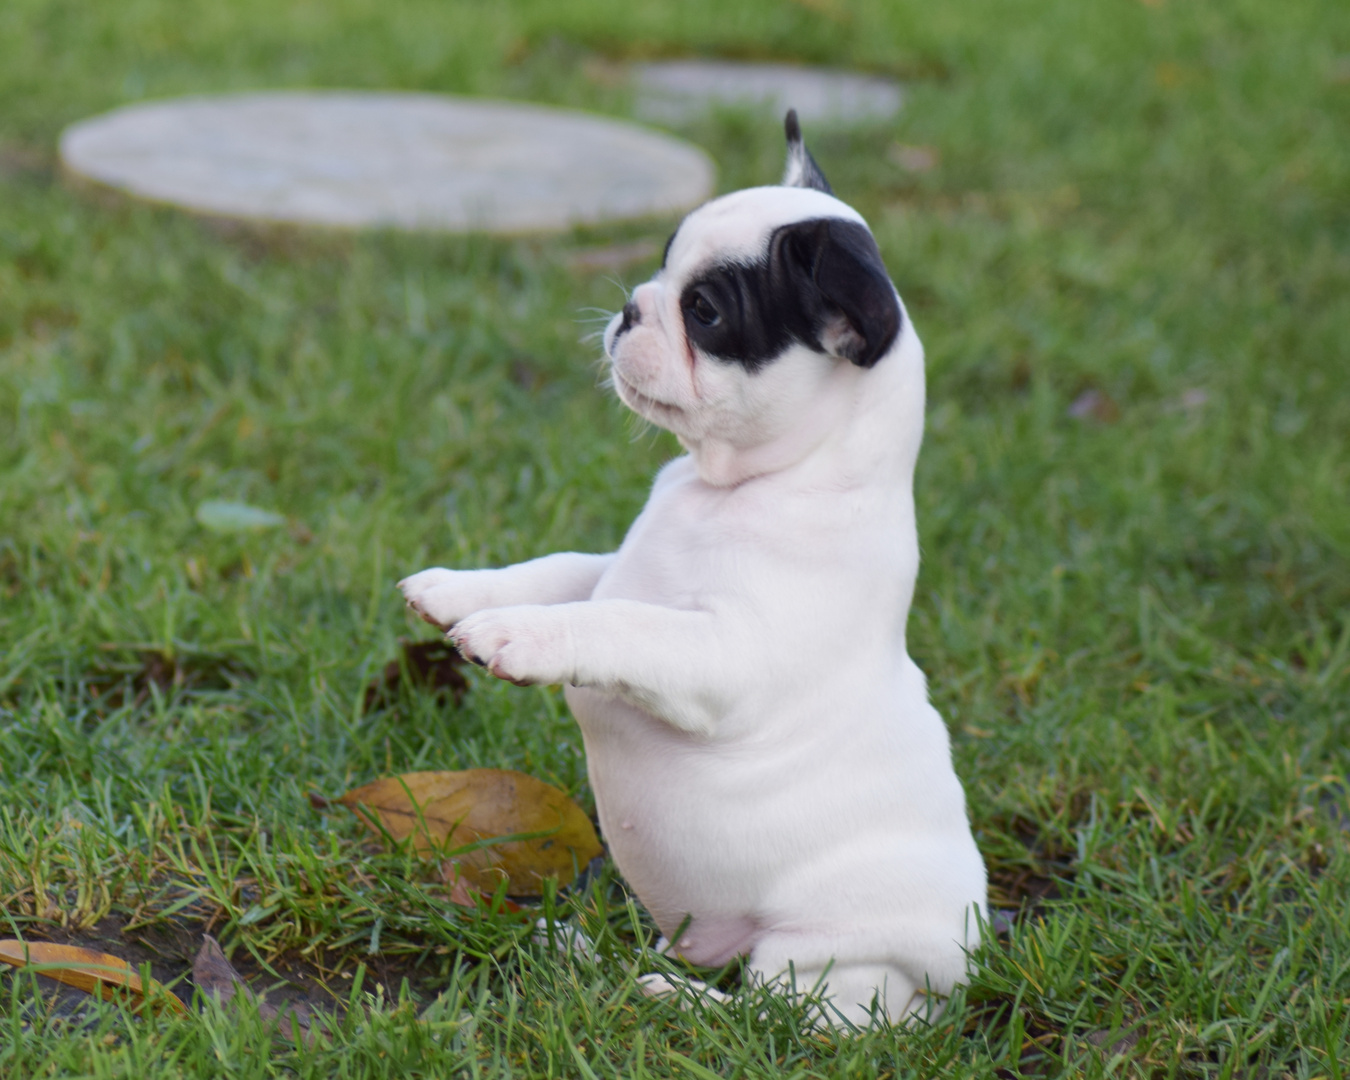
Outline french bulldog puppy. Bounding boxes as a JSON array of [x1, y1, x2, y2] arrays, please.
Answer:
[[399, 112, 987, 1027]]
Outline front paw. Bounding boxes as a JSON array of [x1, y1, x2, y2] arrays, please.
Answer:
[[398, 568, 475, 630], [448, 606, 573, 687]]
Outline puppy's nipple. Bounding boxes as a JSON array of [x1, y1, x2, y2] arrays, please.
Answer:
[[621, 820, 634, 831]]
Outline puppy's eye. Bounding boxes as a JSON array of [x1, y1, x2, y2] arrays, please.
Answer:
[[687, 292, 721, 328]]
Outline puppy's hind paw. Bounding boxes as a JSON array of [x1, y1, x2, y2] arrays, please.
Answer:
[[637, 973, 729, 1008], [533, 917, 596, 961]]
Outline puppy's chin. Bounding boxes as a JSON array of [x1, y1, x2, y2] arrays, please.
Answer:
[[611, 369, 685, 431]]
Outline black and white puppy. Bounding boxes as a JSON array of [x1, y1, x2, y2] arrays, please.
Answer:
[[400, 113, 987, 1027]]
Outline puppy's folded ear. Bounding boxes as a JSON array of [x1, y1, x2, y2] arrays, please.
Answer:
[[771, 218, 902, 368]]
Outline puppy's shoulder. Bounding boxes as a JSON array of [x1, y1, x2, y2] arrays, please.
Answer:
[[649, 455, 698, 497]]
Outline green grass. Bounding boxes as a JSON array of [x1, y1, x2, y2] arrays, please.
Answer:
[[2, 0, 1349, 1074]]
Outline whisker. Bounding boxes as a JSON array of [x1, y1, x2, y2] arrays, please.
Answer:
[[624, 406, 657, 443]]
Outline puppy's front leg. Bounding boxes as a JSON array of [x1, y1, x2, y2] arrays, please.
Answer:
[[451, 600, 743, 734], [398, 552, 614, 630]]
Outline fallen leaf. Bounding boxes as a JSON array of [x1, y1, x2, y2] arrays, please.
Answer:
[[439, 861, 522, 912], [193, 936, 319, 1045], [90, 645, 251, 710], [0, 940, 187, 1015], [337, 769, 603, 895], [192, 934, 246, 1006], [788, 0, 849, 21], [888, 143, 940, 173], [511, 359, 543, 391], [443, 867, 484, 909], [1155, 61, 1189, 89], [580, 56, 628, 88], [0, 143, 50, 178], [363, 639, 468, 712], [1085, 1026, 1142, 1057], [195, 500, 287, 533], [1067, 389, 1120, 423]]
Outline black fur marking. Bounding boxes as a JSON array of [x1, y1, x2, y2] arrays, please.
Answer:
[[782, 109, 834, 195], [613, 300, 641, 342], [680, 217, 901, 372], [661, 208, 696, 270]]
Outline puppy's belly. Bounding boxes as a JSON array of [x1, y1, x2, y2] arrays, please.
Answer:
[[563, 682, 973, 966]]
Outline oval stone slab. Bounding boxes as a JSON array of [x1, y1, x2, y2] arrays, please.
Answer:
[[59, 91, 716, 233], [634, 60, 903, 126]]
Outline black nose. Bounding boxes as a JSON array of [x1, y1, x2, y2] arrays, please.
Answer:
[[616, 300, 641, 338]]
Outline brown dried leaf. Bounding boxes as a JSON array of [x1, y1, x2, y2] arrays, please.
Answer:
[[192, 934, 246, 1005], [192, 936, 319, 1045], [338, 769, 603, 895], [888, 143, 940, 173], [89, 646, 251, 711], [0, 940, 187, 1015], [363, 639, 468, 712], [1085, 1026, 1143, 1057], [443, 867, 484, 909], [439, 861, 522, 912], [1067, 389, 1120, 423]]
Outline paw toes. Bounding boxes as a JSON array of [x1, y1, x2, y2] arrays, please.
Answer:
[[493, 663, 535, 687], [637, 973, 680, 998], [636, 973, 728, 1008], [447, 636, 484, 667]]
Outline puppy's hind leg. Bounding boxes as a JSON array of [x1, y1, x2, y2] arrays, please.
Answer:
[[768, 960, 933, 1030]]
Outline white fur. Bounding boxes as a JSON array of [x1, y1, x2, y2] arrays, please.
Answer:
[[400, 184, 987, 1028]]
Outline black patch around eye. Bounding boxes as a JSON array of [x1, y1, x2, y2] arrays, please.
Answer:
[[680, 266, 799, 373], [679, 217, 902, 373]]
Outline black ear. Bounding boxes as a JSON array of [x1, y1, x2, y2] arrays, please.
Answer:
[[770, 218, 902, 367], [782, 110, 833, 195]]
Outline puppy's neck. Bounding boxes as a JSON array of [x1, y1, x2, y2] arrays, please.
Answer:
[[680, 333, 925, 489], [679, 416, 839, 488], [679, 360, 852, 486]]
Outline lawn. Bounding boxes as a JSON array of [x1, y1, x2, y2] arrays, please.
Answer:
[[2, 0, 1349, 1075]]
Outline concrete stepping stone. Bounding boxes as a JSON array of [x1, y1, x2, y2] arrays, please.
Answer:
[[59, 91, 715, 233], [633, 60, 902, 126]]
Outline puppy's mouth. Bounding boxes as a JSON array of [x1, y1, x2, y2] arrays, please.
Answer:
[[612, 370, 679, 421]]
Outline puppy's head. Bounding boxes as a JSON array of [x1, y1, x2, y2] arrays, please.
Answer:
[[603, 111, 904, 465]]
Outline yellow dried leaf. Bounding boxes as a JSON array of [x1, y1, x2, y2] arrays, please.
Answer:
[[337, 769, 603, 895], [0, 940, 187, 1015]]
